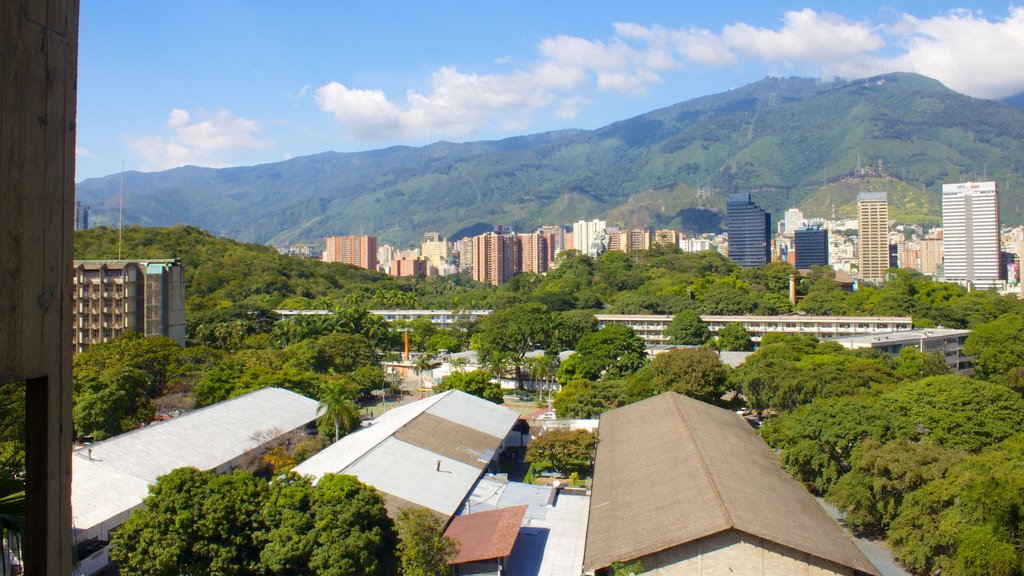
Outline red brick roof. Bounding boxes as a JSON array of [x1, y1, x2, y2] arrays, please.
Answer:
[[444, 505, 528, 564]]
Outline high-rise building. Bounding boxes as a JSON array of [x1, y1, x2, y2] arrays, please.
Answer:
[[781, 208, 804, 238], [324, 235, 378, 270], [654, 229, 678, 246], [918, 238, 944, 276], [726, 193, 771, 268], [518, 233, 550, 274], [942, 181, 1000, 289], [794, 227, 829, 268], [74, 200, 89, 231], [573, 219, 607, 257], [72, 259, 186, 354], [537, 225, 566, 262], [608, 229, 652, 252], [857, 192, 890, 283], [472, 233, 519, 286], [420, 232, 451, 270]]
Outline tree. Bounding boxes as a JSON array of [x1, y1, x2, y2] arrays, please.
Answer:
[[308, 474, 398, 576], [762, 395, 913, 493], [826, 439, 960, 536], [963, 313, 1024, 384], [412, 355, 434, 394], [888, 434, 1024, 576], [473, 303, 553, 387], [553, 310, 599, 351], [434, 370, 504, 404], [881, 375, 1024, 452], [394, 508, 459, 576], [261, 473, 316, 575], [526, 428, 597, 476], [892, 346, 950, 381], [318, 379, 361, 442], [556, 324, 647, 383], [664, 310, 710, 345], [716, 323, 753, 351], [110, 467, 270, 576], [649, 347, 728, 403], [553, 378, 626, 419], [73, 366, 155, 439]]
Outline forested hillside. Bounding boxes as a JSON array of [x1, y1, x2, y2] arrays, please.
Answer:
[[75, 72, 1024, 246]]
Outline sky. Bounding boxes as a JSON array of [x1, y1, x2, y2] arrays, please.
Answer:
[[75, 1, 1024, 181]]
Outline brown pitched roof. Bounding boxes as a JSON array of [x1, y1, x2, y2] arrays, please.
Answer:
[[583, 392, 878, 575], [444, 505, 528, 564]]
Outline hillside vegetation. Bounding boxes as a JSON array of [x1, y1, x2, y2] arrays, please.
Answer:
[[75, 73, 1024, 246]]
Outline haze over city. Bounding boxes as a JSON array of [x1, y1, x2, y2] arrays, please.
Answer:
[[76, 1, 1024, 180]]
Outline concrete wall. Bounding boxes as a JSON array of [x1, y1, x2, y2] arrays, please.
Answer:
[[0, 0, 79, 574], [637, 529, 852, 576]]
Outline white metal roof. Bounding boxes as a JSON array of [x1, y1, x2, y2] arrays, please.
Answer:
[[72, 387, 319, 535], [293, 390, 519, 519]]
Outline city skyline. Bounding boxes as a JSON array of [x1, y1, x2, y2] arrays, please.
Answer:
[[76, 2, 1024, 180]]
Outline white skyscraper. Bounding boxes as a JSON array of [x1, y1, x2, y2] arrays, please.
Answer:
[[573, 218, 607, 257], [942, 181, 1000, 290]]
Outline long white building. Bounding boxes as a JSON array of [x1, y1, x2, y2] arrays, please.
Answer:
[[942, 181, 1000, 290], [573, 218, 607, 257]]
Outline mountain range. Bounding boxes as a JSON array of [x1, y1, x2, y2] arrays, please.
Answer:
[[75, 72, 1024, 247]]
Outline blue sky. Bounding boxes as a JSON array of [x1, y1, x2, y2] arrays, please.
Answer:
[[76, 2, 1024, 180]]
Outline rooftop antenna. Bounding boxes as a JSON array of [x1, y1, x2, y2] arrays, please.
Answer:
[[118, 160, 125, 260]]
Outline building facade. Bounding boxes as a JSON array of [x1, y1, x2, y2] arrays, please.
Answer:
[[324, 235, 378, 270], [793, 227, 829, 268], [573, 219, 607, 257], [389, 257, 427, 277], [72, 259, 186, 353], [420, 232, 451, 270], [472, 233, 519, 286], [74, 200, 90, 231], [857, 192, 890, 283], [727, 193, 771, 268], [942, 181, 1000, 290], [518, 233, 550, 274], [608, 228, 652, 252]]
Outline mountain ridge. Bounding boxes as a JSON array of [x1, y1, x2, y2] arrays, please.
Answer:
[[76, 72, 1024, 246]]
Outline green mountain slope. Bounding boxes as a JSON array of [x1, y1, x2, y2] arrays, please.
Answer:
[[75, 73, 1024, 246]]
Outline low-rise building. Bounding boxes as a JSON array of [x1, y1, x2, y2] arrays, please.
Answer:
[[72, 388, 320, 576], [583, 392, 879, 576], [293, 390, 520, 521], [836, 328, 973, 375]]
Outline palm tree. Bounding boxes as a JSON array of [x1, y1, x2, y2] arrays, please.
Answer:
[[317, 379, 360, 442], [413, 355, 433, 398]]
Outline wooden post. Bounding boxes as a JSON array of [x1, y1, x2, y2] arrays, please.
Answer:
[[0, 0, 79, 574]]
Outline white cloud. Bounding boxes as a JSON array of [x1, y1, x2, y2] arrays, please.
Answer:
[[314, 7, 1024, 143], [127, 108, 273, 171], [723, 9, 883, 65], [75, 146, 94, 159], [882, 8, 1024, 99]]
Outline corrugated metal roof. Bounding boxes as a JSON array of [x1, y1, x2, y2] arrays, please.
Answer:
[[293, 390, 520, 520], [583, 392, 879, 575], [72, 387, 319, 535]]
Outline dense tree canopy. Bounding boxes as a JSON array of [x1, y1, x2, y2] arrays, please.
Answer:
[[526, 428, 598, 476], [648, 347, 729, 403], [433, 370, 504, 404]]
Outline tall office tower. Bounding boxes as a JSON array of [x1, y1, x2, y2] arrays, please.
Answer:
[[573, 218, 607, 257], [74, 200, 90, 231], [455, 237, 474, 272], [420, 232, 451, 270], [857, 192, 890, 283], [942, 181, 1000, 289], [654, 229, 678, 246], [794, 227, 829, 268], [726, 193, 771, 268], [518, 233, 550, 274], [471, 232, 519, 286], [72, 259, 186, 353], [323, 235, 378, 270]]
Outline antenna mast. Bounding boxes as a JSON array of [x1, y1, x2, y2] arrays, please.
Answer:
[[118, 160, 124, 260]]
